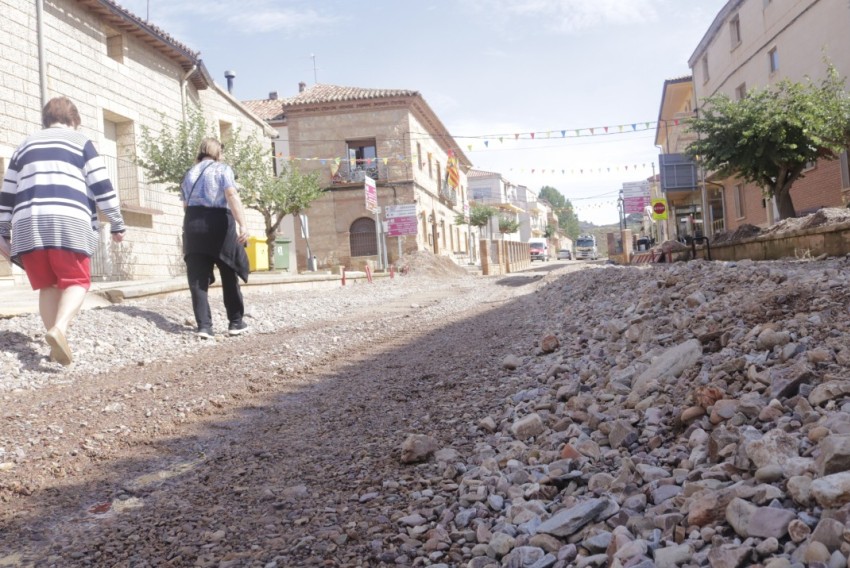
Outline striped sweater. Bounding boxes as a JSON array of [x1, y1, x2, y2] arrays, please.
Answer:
[[0, 125, 126, 259]]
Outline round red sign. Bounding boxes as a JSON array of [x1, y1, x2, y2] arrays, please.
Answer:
[[652, 202, 666, 215]]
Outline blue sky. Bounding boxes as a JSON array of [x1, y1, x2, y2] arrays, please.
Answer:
[[118, 0, 728, 225]]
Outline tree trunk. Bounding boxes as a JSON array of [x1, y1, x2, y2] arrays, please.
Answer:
[[775, 184, 797, 220]]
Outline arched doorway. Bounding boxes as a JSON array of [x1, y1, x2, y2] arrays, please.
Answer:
[[349, 217, 378, 257]]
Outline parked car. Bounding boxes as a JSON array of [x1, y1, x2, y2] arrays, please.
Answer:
[[557, 249, 572, 260]]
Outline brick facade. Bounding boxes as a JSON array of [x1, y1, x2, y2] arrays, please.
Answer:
[[246, 87, 473, 272]]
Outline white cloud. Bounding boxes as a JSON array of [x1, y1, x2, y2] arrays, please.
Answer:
[[461, 0, 660, 33]]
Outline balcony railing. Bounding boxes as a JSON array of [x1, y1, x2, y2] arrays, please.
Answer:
[[331, 160, 389, 185], [440, 181, 458, 205]]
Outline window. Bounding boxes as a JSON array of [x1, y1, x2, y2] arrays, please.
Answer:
[[768, 47, 779, 74], [219, 121, 233, 146], [428, 152, 433, 178], [105, 26, 125, 63], [702, 56, 709, 84], [347, 139, 378, 180], [436, 162, 441, 189], [349, 217, 377, 257], [734, 184, 745, 218], [730, 15, 741, 48], [803, 160, 817, 172], [417, 142, 422, 169], [735, 83, 747, 100]]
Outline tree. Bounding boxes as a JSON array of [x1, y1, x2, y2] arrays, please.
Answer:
[[465, 204, 496, 239], [539, 186, 580, 238], [498, 215, 520, 237], [687, 66, 850, 220], [137, 108, 324, 269]]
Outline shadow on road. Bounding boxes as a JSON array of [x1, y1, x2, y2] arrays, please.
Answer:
[[0, 273, 566, 565]]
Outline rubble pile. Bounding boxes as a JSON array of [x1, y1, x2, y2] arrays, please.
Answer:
[[396, 250, 472, 277], [391, 258, 850, 568]]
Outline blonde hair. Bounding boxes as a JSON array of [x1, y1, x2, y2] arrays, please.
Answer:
[[42, 97, 81, 129], [196, 138, 223, 162]]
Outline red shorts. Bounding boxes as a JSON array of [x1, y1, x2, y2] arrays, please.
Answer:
[[21, 249, 91, 291]]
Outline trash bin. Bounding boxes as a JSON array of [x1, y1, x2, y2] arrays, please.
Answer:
[[246, 236, 269, 272], [273, 237, 290, 271]]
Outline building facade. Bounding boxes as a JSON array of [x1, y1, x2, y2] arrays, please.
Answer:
[[244, 84, 473, 272], [687, 0, 850, 231], [1, 0, 273, 282]]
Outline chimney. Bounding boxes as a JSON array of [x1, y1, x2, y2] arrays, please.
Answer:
[[224, 70, 236, 94], [298, 81, 306, 93], [269, 91, 279, 100]]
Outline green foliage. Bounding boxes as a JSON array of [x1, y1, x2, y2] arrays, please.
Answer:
[[468, 204, 496, 228], [498, 216, 520, 234], [538, 186, 580, 238], [543, 225, 556, 239], [687, 65, 850, 219], [137, 106, 210, 192], [135, 105, 324, 268]]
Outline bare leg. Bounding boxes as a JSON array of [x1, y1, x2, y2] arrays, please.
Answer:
[[52, 285, 87, 334], [38, 286, 62, 330], [41, 285, 87, 366]]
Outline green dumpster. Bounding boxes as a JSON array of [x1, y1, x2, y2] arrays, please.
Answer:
[[273, 237, 291, 271]]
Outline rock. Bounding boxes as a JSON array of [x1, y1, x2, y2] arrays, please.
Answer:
[[511, 413, 545, 441], [816, 436, 850, 476], [812, 472, 850, 508], [503, 354, 521, 370], [652, 543, 693, 568], [539, 334, 559, 354], [631, 340, 702, 397], [535, 498, 611, 537], [400, 434, 438, 464]]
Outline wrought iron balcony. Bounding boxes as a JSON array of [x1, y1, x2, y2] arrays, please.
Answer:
[[440, 181, 458, 205], [331, 160, 389, 185]]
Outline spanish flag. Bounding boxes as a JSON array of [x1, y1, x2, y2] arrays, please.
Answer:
[[446, 150, 460, 190]]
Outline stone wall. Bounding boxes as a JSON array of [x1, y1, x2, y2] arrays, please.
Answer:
[[699, 220, 850, 261]]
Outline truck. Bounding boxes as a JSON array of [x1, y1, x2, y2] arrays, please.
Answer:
[[528, 238, 549, 262], [575, 234, 599, 260]]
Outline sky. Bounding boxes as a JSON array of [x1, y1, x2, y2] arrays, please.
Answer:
[[117, 0, 729, 225]]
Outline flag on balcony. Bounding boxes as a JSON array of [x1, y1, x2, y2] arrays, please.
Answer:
[[446, 150, 460, 190]]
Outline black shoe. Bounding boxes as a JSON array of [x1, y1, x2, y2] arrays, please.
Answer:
[[197, 327, 214, 339], [228, 320, 248, 336]]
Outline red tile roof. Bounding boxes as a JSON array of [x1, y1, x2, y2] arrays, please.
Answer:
[[281, 84, 419, 107], [242, 99, 285, 121]]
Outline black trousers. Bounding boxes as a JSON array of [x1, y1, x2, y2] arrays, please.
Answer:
[[185, 253, 244, 330]]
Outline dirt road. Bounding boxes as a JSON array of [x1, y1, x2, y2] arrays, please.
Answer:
[[0, 262, 568, 567]]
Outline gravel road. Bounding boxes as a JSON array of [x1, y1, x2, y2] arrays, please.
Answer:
[[0, 257, 569, 567]]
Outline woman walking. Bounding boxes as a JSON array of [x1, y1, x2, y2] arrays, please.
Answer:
[[181, 137, 250, 338], [0, 96, 126, 365]]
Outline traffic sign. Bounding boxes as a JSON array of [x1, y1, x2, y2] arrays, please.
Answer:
[[651, 198, 668, 221], [385, 203, 417, 218]]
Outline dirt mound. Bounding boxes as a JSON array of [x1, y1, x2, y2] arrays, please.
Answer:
[[762, 206, 850, 235], [712, 223, 762, 244], [395, 250, 470, 277]]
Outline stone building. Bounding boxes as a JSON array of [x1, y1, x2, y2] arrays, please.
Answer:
[[0, 0, 273, 283], [685, 0, 850, 231], [244, 84, 473, 272]]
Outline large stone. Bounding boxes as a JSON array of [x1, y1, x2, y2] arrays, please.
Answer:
[[809, 381, 850, 407], [811, 472, 850, 508], [535, 498, 610, 537], [512, 413, 545, 441], [400, 434, 438, 464], [631, 339, 702, 396], [653, 543, 694, 568], [816, 436, 850, 476]]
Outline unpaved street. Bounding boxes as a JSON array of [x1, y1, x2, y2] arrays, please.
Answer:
[[0, 258, 566, 567], [7, 255, 850, 568]]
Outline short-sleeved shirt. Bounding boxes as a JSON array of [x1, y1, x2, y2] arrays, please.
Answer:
[[180, 159, 236, 208]]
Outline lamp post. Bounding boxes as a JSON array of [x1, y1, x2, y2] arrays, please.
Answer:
[[617, 190, 625, 230]]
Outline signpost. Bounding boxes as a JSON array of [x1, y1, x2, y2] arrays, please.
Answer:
[[622, 181, 651, 215], [364, 176, 386, 270]]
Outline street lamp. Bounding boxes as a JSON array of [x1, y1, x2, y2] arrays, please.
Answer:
[[617, 190, 625, 230]]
